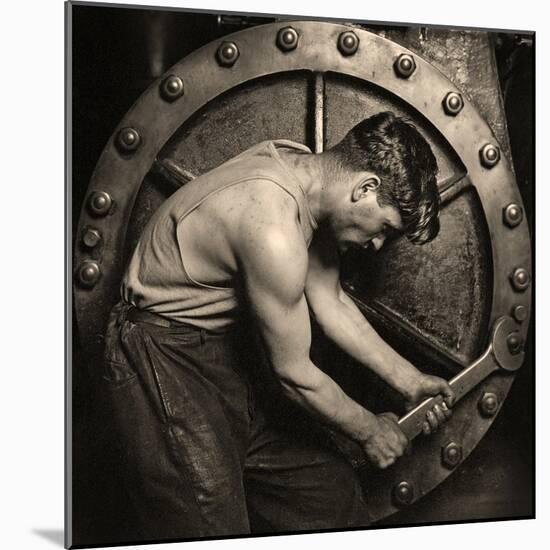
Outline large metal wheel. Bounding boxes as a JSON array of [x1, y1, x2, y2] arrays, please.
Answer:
[[73, 21, 531, 523]]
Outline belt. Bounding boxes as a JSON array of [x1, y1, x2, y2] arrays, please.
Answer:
[[125, 306, 195, 330]]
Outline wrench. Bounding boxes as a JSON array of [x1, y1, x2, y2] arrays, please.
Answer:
[[398, 316, 525, 440]]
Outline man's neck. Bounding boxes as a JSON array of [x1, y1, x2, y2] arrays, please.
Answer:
[[278, 148, 342, 227]]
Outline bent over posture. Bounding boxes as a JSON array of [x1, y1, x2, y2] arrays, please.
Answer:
[[102, 112, 454, 539]]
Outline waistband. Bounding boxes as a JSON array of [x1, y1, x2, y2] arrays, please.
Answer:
[[117, 302, 236, 336]]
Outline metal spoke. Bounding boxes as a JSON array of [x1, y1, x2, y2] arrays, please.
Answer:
[[313, 72, 325, 153]]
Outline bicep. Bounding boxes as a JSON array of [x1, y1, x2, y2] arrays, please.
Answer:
[[239, 226, 312, 377]]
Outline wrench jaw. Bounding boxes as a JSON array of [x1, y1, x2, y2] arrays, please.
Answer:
[[491, 316, 525, 372]]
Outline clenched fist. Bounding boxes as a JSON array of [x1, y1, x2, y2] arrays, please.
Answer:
[[405, 373, 454, 435], [362, 412, 409, 469]]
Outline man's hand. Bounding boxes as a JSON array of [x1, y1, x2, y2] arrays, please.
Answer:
[[405, 374, 455, 435], [361, 412, 409, 469]]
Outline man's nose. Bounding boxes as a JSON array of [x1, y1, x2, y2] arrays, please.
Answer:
[[371, 235, 386, 251]]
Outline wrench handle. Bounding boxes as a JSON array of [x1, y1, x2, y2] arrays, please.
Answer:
[[398, 347, 496, 440]]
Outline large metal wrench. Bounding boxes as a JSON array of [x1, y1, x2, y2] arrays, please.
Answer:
[[398, 316, 525, 441]]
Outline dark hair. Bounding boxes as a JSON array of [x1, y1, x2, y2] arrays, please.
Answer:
[[331, 111, 440, 244]]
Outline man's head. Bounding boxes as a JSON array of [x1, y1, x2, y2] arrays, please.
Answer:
[[326, 111, 440, 252]]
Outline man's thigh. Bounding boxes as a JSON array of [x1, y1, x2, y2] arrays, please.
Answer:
[[243, 409, 371, 533], [99, 307, 253, 540]]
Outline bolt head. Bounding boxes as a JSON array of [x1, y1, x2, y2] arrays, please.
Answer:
[[441, 442, 462, 469], [392, 481, 414, 507], [503, 203, 523, 228], [511, 267, 530, 291], [88, 191, 112, 217], [82, 227, 101, 248], [479, 143, 500, 168], [276, 27, 299, 52], [116, 127, 141, 153], [443, 92, 464, 116], [479, 392, 499, 417], [338, 31, 359, 56], [512, 305, 528, 323], [507, 332, 523, 355], [216, 41, 239, 66], [161, 75, 184, 101], [394, 54, 416, 78], [78, 261, 100, 288]]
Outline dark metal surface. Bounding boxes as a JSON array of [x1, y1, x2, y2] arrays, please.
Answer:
[[73, 21, 532, 526]]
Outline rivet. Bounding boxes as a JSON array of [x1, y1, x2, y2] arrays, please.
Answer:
[[443, 92, 464, 116], [506, 332, 523, 355], [503, 203, 523, 228], [511, 267, 530, 292], [394, 54, 416, 78], [160, 75, 184, 101], [478, 392, 499, 417], [116, 127, 141, 154], [392, 481, 414, 507], [82, 227, 101, 248], [88, 191, 113, 217], [441, 442, 462, 469], [276, 27, 299, 52], [77, 261, 101, 288], [512, 305, 527, 323], [338, 31, 359, 56], [216, 41, 239, 67], [479, 143, 500, 168]]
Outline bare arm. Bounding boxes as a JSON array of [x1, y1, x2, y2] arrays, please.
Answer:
[[237, 217, 408, 465], [305, 231, 454, 420]]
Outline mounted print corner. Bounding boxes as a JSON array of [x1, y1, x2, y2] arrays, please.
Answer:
[[66, 1, 535, 547]]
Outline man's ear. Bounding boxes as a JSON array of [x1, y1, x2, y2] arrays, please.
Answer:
[[351, 175, 381, 202]]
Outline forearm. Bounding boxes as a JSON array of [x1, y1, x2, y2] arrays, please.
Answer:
[[314, 290, 421, 400], [276, 359, 378, 443]]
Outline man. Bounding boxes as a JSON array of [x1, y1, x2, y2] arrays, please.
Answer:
[[102, 111, 454, 540]]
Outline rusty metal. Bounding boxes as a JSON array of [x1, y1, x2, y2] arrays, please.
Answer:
[[277, 26, 299, 52], [443, 92, 464, 116], [392, 481, 414, 507], [441, 442, 462, 469], [74, 22, 532, 525], [512, 305, 528, 323], [338, 31, 359, 56], [82, 227, 101, 249], [479, 143, 501, 168], [216, 41, 239, 67], [115, 127, 141, 154], [160, 75, 185, 102], [87, 191, 112, 217], [503, 203, 523, 228], [394, 53, 416, 78], [77, 261, 100, 288], [511, 267, 530, 291], [479, 392, 499, 417]]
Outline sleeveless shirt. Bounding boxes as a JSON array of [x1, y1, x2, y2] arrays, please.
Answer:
[[121, 139, 318, 330]]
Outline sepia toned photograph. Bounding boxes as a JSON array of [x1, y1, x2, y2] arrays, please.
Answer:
[[66, 1, 534, 547]]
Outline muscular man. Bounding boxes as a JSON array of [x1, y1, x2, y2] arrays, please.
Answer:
[[102, 111, 454, 540]]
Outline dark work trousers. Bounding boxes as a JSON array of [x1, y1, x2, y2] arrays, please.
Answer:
[[100, 302, 370, 541]]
